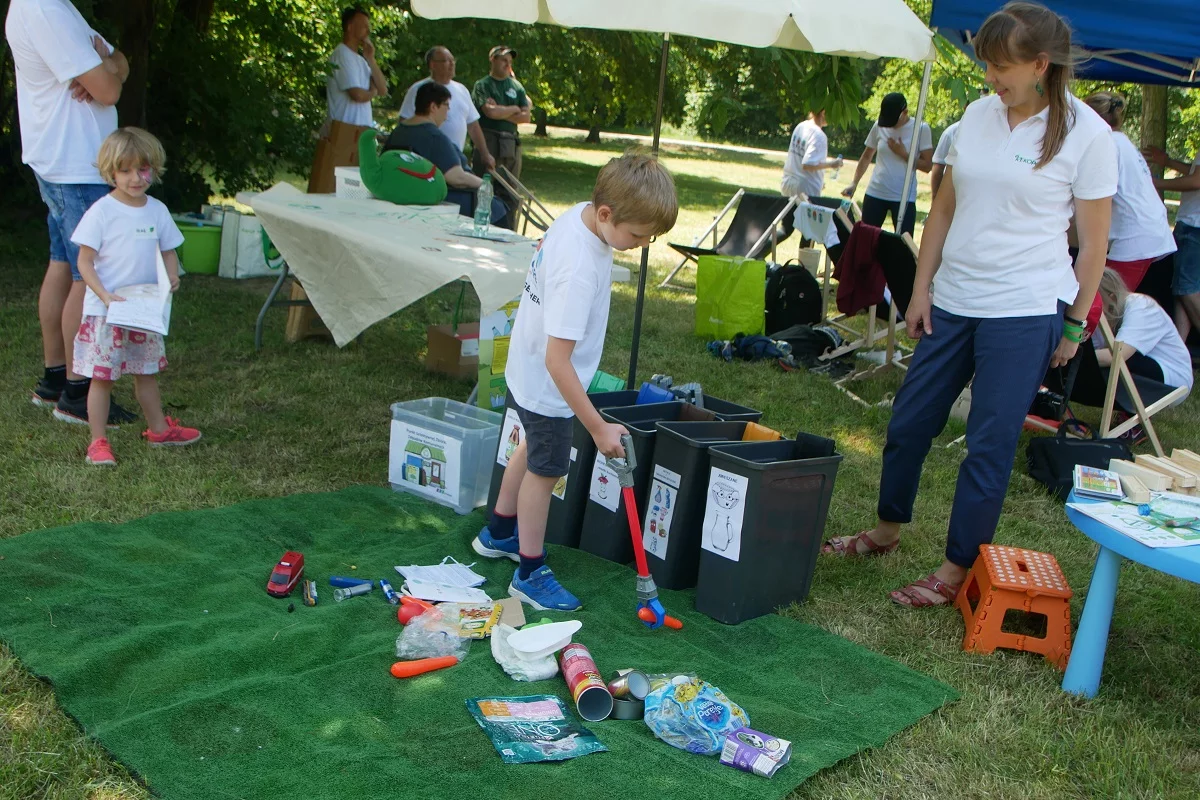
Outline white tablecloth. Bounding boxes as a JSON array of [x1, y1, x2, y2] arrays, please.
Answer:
[[250, 183, 536, 346]]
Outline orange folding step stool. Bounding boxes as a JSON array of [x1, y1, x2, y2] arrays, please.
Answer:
[[956, 544, 1073, 670]]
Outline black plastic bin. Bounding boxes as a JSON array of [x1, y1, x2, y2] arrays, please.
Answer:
[[643, 421, 767, 590], [700, 396, 763, 423], [694, 434, 842, 624], [544, 390, 640, 547], [577, 402, 717, 564], [484, 391, 641, 545]]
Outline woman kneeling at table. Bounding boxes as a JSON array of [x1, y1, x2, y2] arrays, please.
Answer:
[[822, 1, 1117, 607], [383, 82, 508, 226]]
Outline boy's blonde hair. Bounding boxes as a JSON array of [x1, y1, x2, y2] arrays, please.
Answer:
[[97, 127, 167, 186], [1098, 268, 1130, 334], [592, 149, 678, 234]]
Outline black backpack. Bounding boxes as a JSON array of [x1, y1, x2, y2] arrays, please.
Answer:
[[765, 263, 822, 333]]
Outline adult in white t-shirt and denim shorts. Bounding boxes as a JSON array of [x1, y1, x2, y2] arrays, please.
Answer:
[[824, 4, 1117, 609], [842, 92, 933, 236], [1145, 143, 1200, 342], [7, 0, 132, 423]]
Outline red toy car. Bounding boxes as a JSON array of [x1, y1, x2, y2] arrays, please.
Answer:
[[267, 551, 305, 597]]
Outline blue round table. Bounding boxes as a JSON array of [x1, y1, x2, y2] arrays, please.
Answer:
[[1062, 491, 1200, 698]]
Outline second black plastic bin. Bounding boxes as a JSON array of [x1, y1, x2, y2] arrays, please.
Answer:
[[693, 434, 842, 624]]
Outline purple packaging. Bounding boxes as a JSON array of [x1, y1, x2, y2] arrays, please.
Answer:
[[718, 727, 792, 778]]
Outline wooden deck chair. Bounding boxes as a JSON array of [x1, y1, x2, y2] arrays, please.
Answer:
[[1039, 314, 1189, 456], [660, 190, 796, 289], [489, 165, 555, 236], [828, 231, 919, 405], [817, 217, 904, 365]]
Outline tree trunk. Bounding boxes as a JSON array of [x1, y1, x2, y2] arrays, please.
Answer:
[[114, 0, 157, 128], [586, 125, 601, 144], [534, 107, 549, 137], [1141, 84, 1168, 181]]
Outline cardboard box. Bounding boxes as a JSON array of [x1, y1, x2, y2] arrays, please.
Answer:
[[426, 323, 480, 379]]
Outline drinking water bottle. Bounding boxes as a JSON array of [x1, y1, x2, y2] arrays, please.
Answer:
[[830, 154, 842, 181], [474, 174, 493, 236]]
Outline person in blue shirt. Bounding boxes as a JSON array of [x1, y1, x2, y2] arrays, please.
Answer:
[[383, 82, 507, 225]]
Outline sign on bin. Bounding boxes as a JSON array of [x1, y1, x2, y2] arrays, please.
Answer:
[[496, 408, 524, 467], [389, 423, 463, 506], [701, 469, 749, 561], [643, 464, 681, 559], [588, 455, 621, 512]]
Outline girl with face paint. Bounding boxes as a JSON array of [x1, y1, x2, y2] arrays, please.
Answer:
[[67, 127, 202, 466]]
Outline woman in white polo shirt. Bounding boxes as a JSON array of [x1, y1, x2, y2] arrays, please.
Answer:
[[823, 2, 1117, 608], [1082, 92, 1176, 292]]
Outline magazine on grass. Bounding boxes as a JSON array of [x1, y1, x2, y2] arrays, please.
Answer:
[[105, 249, 172, 336]]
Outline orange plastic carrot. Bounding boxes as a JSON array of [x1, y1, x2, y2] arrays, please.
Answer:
[[390, 656, 458, 679]]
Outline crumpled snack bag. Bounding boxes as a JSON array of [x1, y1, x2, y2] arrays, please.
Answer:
[[489, 623, 558, 682], [643, 674, 750, 755]]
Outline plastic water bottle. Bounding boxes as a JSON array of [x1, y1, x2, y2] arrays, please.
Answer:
[[474, 175, 493, 236], [830, 154, 842, 181]]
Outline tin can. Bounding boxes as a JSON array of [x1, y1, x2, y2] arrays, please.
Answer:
[[559, 643, 613, 722], [606, 669, 650, 700]]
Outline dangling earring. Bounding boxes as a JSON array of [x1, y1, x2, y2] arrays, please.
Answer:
[[1035, 78, 1045, 97]]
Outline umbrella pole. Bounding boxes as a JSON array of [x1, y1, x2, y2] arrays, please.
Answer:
[[627, 32, 671, 388], [896, 59, 933, 232]]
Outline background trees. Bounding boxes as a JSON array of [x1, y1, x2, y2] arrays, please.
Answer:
[[1, 0, 1194, 211]]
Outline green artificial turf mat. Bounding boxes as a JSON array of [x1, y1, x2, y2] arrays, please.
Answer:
[[0, 486, 956, 799]]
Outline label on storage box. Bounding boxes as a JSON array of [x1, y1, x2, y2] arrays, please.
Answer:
[[701, 468, 747, 562], [497, 408, 524, 467], [643, 465, 681, 559], [389, 422, 463, 506]]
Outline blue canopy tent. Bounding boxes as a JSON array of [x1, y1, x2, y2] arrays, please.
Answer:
[[931, 0, 1200, 87]]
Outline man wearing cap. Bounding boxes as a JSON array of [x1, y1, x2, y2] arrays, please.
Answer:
[[472, 45, 531, 226], [399, 46, 494, 171], [842, 92, 933, 236]]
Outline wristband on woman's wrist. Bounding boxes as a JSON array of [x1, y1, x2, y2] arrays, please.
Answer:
[[1062, 323, 1086, 344], [1064, 313, 1085, 327]]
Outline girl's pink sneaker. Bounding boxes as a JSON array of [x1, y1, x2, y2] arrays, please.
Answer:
[[142, 417, 202, 447], [86, 438, 117, 466]]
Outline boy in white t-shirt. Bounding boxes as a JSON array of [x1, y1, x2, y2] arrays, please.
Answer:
[[473, 152, 679, 611], [70, 128, 201, 466]]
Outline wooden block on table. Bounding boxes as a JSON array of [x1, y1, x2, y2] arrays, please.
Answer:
[[1118, 474, 1151, 504], [1108, 458, 1173, 492], [1135, 455, 1197, 490], [1170, 449, 1200, 475]]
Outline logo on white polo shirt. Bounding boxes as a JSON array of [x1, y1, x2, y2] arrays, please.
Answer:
[[1014, 154, 1037, 166]]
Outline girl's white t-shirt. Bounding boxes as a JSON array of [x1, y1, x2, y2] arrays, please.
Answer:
[[934, 94, 1118, 318], [70, 195, 185, 317], [504, 203, 614, 418], [1111, 293, 1194, 395], [1177, 154, 1200, 229], [1107, 132, 1176, 262]]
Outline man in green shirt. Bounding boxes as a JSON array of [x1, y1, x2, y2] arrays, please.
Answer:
[[472, 45, 532, 227]]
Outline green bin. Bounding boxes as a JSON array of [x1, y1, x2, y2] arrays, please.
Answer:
[[177, 222, 221, 275]]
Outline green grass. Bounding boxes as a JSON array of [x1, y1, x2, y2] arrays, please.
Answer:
[[2, 129, 1199, 799]]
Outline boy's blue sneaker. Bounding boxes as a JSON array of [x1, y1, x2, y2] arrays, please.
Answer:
[[472, 526, 521, 562], [509, 565, 582, 612]]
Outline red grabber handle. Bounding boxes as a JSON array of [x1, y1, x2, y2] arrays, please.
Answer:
[[623, 486, 652, 578]]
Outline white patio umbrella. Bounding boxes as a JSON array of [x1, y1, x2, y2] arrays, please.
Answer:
[[412, 0, 936, 385]]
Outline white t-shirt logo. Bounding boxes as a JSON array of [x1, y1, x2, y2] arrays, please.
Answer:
[[134, 225, 157, 239], [1014, 154, 1037, 166]]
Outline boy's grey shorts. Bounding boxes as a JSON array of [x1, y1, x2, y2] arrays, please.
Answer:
[[514, 400, 573, 478]]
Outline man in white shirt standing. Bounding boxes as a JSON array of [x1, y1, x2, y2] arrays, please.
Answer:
[[780, 109, 842, 200], [306, 6, 388, 194], [7, 0, 137, 425], [399, 46, 494, 171], [842, 92, 933, 236]]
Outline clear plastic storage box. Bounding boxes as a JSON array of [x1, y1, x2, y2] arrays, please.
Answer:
[[389, 398, 502, 515]]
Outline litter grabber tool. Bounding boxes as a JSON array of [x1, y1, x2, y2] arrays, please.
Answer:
[[606, 434, 683, 630]]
